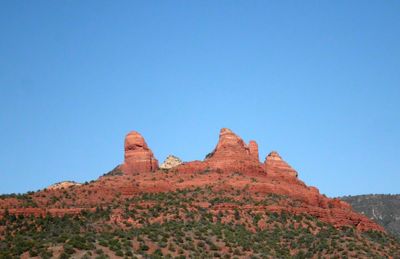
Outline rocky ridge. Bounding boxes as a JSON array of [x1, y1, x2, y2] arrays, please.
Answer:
[[264, 151, 298, 178], [341, 194, 400, 238], [0, 128, 385, 234]]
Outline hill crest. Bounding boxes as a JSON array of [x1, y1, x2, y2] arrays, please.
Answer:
[[0, 128, 384, 233]]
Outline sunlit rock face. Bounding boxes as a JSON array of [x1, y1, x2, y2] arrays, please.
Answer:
[[120, 131, 158, 174], [159, 155, 182, 169], [204, 128, 262, 172], [47, 181, 81, 190], [0, 127, 387, 234], [264, 151, 298, 178]]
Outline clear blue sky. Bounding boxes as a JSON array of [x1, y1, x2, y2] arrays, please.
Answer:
[[1, 1, 399, 197]]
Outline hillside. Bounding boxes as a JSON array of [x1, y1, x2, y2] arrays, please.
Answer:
[[341, 194, 400, 238], [1, 128, 399, 258]]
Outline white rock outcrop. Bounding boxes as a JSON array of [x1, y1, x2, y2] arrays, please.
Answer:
[[47, 181, 81, 190], [159, 155, 182, 169]]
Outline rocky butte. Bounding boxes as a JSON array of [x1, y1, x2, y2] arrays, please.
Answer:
[[120, 131, 159, 174], [2, 127, 399, 258], [0, 128, 385, 233]]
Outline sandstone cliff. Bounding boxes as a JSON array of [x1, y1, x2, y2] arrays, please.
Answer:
[[120, 131, 158, 174]]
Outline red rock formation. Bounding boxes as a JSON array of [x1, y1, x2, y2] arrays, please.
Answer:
[[248, 140, 259, 162], [264, 151, 298, 178], [206, 128, 248, 160], [202, 128, 262, 173], [0, 127, 386, 234], [120, 131, 158, 174]]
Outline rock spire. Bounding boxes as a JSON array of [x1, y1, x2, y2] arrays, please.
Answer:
[[120, 131, 158, 174]]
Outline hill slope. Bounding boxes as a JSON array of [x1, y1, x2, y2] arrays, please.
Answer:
[[341, 194, 400, 238], [2, 187, 400, 258]]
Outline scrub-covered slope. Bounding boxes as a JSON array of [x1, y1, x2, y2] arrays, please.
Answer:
[[1, 128, 398, 258], [342, 194, 400, 238]]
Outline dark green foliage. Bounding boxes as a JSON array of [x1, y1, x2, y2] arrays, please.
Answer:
[[102, 166, 124, 177], [1, 188, 399, 258], [0, 192, 38, 207]]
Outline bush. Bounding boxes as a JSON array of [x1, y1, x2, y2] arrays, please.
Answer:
[[140, 244, 149, 251], [63, 244, 75, 255], [153, 249, 163, 256]]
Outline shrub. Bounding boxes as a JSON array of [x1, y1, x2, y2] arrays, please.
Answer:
[[140, 244, 149, 251]]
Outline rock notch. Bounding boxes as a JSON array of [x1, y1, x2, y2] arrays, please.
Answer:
[[160, 155, 182, 169], [120, 131, 158, 174]]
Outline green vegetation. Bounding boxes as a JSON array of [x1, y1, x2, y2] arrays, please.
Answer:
[[1, 188, 400, 258], [102, 166, 124, 177]]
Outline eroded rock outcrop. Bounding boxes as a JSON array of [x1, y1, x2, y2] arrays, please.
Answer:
[[47, 181, 81, 190], [206, 128, 251, 161], [0, 127, 385, 234], [160, 155, 182, 169], [120, 131, 158, 174], [264, 151, 298, 178], [248, 140, 259, 161], [201, 128, 262, 173]]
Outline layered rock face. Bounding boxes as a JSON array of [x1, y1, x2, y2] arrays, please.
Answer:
[[0, 127, 386, 234], [202, 128, 261, 172], [264, 151, 298, 178], [120, 131, 158, 174], [159, 155, 182, 169], [248, 141, 259, 161], [206, 128, 257, 161]]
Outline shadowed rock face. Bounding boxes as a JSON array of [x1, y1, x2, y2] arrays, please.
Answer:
[[120, 131, 158, 174]]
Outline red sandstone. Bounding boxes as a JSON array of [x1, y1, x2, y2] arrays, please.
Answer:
[[0, 128, 384, 233], [120, 131, 158, 174]]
